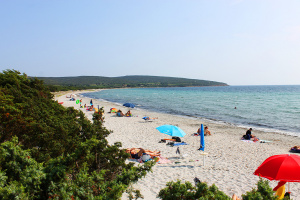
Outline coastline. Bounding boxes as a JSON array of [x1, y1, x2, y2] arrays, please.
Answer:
[[54, 90, 300, 200], [79, 87, 300, 137]]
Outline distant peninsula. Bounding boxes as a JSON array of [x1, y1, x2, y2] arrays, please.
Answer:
[[36, 75, 228, 91]]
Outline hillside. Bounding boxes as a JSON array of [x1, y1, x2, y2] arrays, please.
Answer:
[[36, 75, 228, 91]]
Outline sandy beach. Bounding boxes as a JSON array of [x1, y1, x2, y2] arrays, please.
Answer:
[[54, 90, 300, 200]]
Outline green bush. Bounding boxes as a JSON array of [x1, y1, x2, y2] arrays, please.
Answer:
[[0, 70, 155, 199], [158, 179, 292, 200], [157, 180, 231, 200], [242, 179, 291, 200]]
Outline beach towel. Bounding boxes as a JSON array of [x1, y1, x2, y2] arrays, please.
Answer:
[[241, 140, 255, 143], [260, 140, 272, 143], [131, 156, 171, 164], [173, 142, 188, 146], [157, 156, 172, 164]]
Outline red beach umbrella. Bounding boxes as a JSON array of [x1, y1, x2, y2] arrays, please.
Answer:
[[254, 154, 300, 182]]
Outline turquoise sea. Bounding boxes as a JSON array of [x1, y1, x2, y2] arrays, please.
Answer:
[[81, 85, 300, 137]]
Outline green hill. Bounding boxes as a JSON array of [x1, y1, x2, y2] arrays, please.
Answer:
[[36, 75, 228, 91]]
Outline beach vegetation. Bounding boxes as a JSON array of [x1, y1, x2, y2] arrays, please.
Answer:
[[242, 179, 290, 200], [158, 179, 291, 200], [0, 69, 155, 199], [157, 180, 231, 200]]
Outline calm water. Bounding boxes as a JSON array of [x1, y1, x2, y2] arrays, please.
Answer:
[[81, 85, 300, 136]]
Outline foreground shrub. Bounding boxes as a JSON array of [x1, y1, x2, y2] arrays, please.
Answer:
[[242, 179, 291, 200], [158, 179, 292, 200], [157, 180, 231, 200], [0, 70, 155, 199]]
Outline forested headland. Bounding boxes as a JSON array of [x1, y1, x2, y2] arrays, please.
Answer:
[[36, 75, 228, 91]]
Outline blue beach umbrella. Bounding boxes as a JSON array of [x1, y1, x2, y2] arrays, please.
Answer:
[[156, 125, 186, 137], [123, 103, 135, 108], [199, 124, 205, 151]]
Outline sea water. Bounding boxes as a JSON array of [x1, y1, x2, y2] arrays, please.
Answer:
[[81, 85, 300, 137]]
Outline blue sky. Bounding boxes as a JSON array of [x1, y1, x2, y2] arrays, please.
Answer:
[[1, 0, 300, 85]]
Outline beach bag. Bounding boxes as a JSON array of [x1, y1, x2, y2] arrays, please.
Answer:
[[172, 137, 181, 142], [141, 153, 151, 162], [167, 142, 174, 146]]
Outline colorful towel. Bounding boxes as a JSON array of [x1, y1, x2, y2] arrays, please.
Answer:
[[173, 142, 188, 146]]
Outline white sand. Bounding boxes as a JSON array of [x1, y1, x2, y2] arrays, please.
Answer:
[[54, 90, 300, 200]]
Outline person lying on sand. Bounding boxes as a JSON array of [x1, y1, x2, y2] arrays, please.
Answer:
[[292, 146, 300, 150], [126, 148, 161, 159]]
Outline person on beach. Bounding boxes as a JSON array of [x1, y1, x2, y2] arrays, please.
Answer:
[[246, 128, 255, 138], [204, 126, 211, 136], [126, 148, 161, 159], [90, 99, 93, 106], [117, 110, 125, 117], [131, 148, 146, 159], [125, 110, 132, 117], [197, 126, 211, 136], [232, 194, 241, 200]]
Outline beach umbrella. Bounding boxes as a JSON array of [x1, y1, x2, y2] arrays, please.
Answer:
[[254, 154, 300, 182], [254, 154, 300, 194], [156, 125, 186, 137], [123, 103, 135, 108], [199, 124, 205, 151], [110, 108, 118, 113]]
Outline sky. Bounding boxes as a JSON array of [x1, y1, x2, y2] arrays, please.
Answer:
[[1, 0, 300, 86]]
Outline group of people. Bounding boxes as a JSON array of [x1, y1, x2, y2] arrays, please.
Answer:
[[194, 126, 212, 136], [242, 128, 258, 140], [117, 109, 132, 117]]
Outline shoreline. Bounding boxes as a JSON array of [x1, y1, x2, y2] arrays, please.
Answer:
[[54, 90, 300, 200], [79, 89, 300, 138]]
